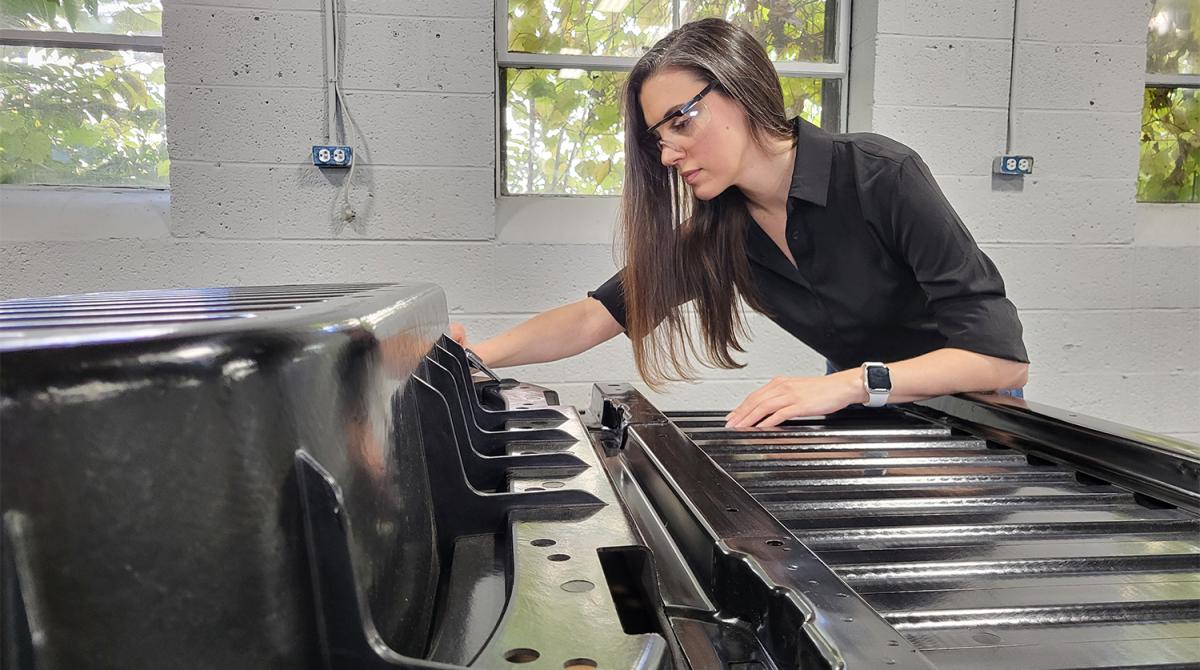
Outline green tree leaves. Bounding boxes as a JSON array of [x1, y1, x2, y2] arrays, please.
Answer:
[[0, 1, 166, 186], [1141, 0, 1199, 202], [507, 0, 671, 57], [1139, 87, 1199, 202], [683, 0, 832, 62]]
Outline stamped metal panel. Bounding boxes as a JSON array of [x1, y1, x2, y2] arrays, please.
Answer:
[[591, 384, 938, 670], [667, 400, 1200, 670]]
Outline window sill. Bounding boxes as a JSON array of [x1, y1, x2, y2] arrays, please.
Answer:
[[496, 195, 620, 245], [0, 185, 170, 242], [1135, 201, 1200, 247]]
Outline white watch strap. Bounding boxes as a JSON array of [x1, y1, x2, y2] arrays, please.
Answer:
[[865, 388, 890, 408]]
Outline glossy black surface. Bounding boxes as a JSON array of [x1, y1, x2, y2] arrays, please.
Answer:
[[1, 286, 665, 670]]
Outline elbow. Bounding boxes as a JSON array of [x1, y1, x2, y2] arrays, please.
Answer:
[[1005, 361, 1029, 390]]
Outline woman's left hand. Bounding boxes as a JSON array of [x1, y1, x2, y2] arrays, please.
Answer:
[[725, 372, 864, 428]]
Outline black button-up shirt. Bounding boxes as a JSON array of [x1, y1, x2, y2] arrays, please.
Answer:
[[588, 117, 1029, 370]]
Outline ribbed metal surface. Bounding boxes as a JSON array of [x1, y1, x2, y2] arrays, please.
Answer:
[[0, 284, 390, 330], [667, 409, 1200, 670]]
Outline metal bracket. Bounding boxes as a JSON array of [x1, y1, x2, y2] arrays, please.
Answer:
[[434, 337, 566, 429], [417, 357, 585, 491]]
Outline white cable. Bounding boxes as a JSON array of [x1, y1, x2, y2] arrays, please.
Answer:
[[333, 86, 360, 230], [1005, 0, 1020, 155], [329, 0, 359, 231], [323, 0, 337, 143]]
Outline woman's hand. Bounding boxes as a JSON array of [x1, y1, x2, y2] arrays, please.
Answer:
[[725, 371, 866, 428], [448, 322, 470, 348]]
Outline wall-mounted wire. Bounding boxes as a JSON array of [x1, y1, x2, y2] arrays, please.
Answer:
[[325, 0, 364, 233]]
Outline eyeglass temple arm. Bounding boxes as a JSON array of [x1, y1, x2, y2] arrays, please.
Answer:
[[647, 81, 715, 134]]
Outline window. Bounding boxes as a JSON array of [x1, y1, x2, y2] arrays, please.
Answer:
[[498, 0, 849, 195], [1, 0, 166, 187], [1141, 0, 1199, 202]]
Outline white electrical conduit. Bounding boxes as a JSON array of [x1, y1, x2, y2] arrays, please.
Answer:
[[325, 0, 359, 230]]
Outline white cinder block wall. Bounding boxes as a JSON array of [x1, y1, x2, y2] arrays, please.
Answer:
[[0, 0, 1196, 439]]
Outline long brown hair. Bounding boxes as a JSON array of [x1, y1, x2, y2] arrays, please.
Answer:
[[620, 18, 794, 390]]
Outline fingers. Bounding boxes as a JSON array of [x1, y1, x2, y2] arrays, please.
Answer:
[[727, 390, 792, 428], [757, 405, 802, 428], [725, 378, 785, 426], [448, 322, 468, 346]]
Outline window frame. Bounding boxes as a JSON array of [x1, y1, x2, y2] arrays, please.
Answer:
[[0, 25, 165, 190], [1140, 73, 1200, 204], [1141, 0, 1200, 208], [494, 0, 852, 199]]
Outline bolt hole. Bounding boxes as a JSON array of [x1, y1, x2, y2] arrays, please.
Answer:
[[547, 553, 571, 562], [542, 481, 565, 488], [836, 592, 849, 598], [787, 564, 798, 571], [887, 640, 900, 647], [561, 580, 595, 593], [843, 617, 854, 622], [564, 660, 598, 669], [504, 648, 540, 663], [971, 631, 1002, 644], [725, 506, 738, 512], [765, 539, 784, 547], [531, 538, 556, 547], [807, 579, 819, 584]]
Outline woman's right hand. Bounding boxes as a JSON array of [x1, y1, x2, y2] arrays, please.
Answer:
[[448, 322, 470, 348]]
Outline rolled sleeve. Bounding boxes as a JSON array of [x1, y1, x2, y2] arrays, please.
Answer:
[[890, 155, 1029, 364], [587, 270, 628, 331]]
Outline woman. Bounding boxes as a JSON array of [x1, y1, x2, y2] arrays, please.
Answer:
[[454, 18, 1028, 429]]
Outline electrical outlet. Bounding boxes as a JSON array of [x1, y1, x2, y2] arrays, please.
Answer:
[[312, 145, 353, 168], [993, 155, 1033, 175]]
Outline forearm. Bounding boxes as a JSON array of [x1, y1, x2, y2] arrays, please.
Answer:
[[839, 347, 1028, 405], [471, 298, 624, 369]]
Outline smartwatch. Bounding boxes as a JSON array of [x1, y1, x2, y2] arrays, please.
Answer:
[[861, 361, 891, 408]]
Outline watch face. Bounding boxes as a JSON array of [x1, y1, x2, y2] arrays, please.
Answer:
[[866, 366, 891, 391]]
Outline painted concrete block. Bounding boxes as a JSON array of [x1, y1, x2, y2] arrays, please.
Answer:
[[1012, 42, 1146, 112], [168, 161, 495, 240], [166, 6, 324, 88], [339, 16, 492, 94], [878, 0, 1013, 39], [937, 176, 1136, 244], [874, 35, 1012, 108]]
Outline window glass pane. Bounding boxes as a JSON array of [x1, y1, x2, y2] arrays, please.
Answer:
[[1147, 0, 1198, 75], [0, 45, 168, 186], [1138, 86, 1199, 202], [507, 0, 672, 58], [681, 0, 836, 63], [503, 68, 834, 194], [781, 75, 837, 132], [504, 68, 626, 195], [1, 0, 162, 35]]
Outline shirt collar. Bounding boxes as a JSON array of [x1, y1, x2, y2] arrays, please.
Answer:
[[787, 116, 834, 207]]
